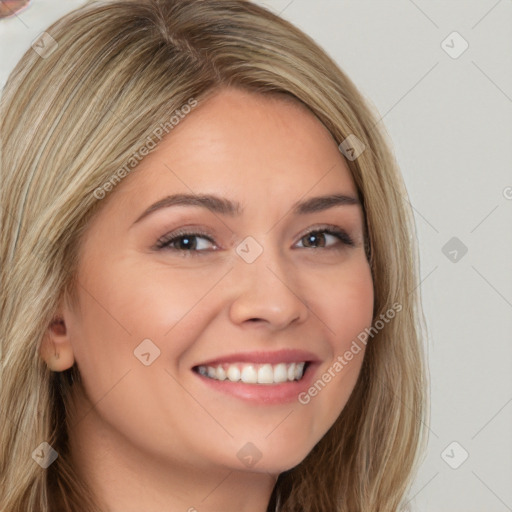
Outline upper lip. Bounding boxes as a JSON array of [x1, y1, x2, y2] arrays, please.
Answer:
[[193, 349, 320, 368]]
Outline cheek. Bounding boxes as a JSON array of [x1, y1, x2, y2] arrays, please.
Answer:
[[121, 264, 223, 343], [70, 262, 218, 374], [314, 257, 374, 349], [299, 259, 373, 427], [326, 259, 374, 388]]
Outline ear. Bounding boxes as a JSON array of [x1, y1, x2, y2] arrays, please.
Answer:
[[39, 315, 75, 371]]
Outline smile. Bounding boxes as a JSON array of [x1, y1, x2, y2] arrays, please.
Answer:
[[195, 362, 307, 384]]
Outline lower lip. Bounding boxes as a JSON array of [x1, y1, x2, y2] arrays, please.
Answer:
[[193, 363, 318, 404]]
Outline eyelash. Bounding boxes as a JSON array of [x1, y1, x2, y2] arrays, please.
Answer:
[[154, 225, 355, 256]]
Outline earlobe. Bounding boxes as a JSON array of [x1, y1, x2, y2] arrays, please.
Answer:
[[39, 317, 75, 371]]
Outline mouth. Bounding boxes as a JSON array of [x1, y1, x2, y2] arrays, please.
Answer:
[[191, 350, 319, 404], [193, 361, 309, 384]]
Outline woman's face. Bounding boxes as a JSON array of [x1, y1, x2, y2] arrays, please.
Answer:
[[58, 87, 374, 475]]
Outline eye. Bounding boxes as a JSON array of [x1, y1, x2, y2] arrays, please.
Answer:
[[295, 226, 355, 250], [155, 229, 216, 255], [154, 225, 355, 256]]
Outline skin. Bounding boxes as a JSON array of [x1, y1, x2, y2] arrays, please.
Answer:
[[0, 0, 30, 18], [41, 86, 374, 512]]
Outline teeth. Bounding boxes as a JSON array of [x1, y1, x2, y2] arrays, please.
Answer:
[[216, 365, 226, 381], [227, 365, 241, 382], [196, 362, 307, 384], [273, 363, 288, 383], [257, 364, 273, 384], [240, 365, 257, 383], [287, 363, 296, 381], [295, 362, 305, 380]]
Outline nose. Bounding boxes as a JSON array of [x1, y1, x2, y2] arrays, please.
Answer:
[[228, 242, 309, 330]]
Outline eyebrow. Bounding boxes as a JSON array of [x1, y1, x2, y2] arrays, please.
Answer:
[[132, 192, 360, 225]]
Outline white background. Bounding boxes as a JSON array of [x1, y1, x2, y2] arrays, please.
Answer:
[[1, 1, 511, 511]]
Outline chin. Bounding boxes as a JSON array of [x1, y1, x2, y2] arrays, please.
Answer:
[[243, 443, 314, 474]]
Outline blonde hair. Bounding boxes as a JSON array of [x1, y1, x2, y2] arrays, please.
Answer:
[[0, 1, 428, 510]]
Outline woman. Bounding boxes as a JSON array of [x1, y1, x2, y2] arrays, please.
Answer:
[[0, 1, 428, 510]]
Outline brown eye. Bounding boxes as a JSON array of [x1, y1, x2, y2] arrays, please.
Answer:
[[297, 228, 354, 249], [155, 230, 216, 254]]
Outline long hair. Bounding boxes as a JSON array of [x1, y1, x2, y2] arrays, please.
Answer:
[[0, 1, 429, 510]]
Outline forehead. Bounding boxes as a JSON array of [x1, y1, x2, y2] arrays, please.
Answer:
[[134, 88, 353, 186], [98, 87, 359, 224]]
